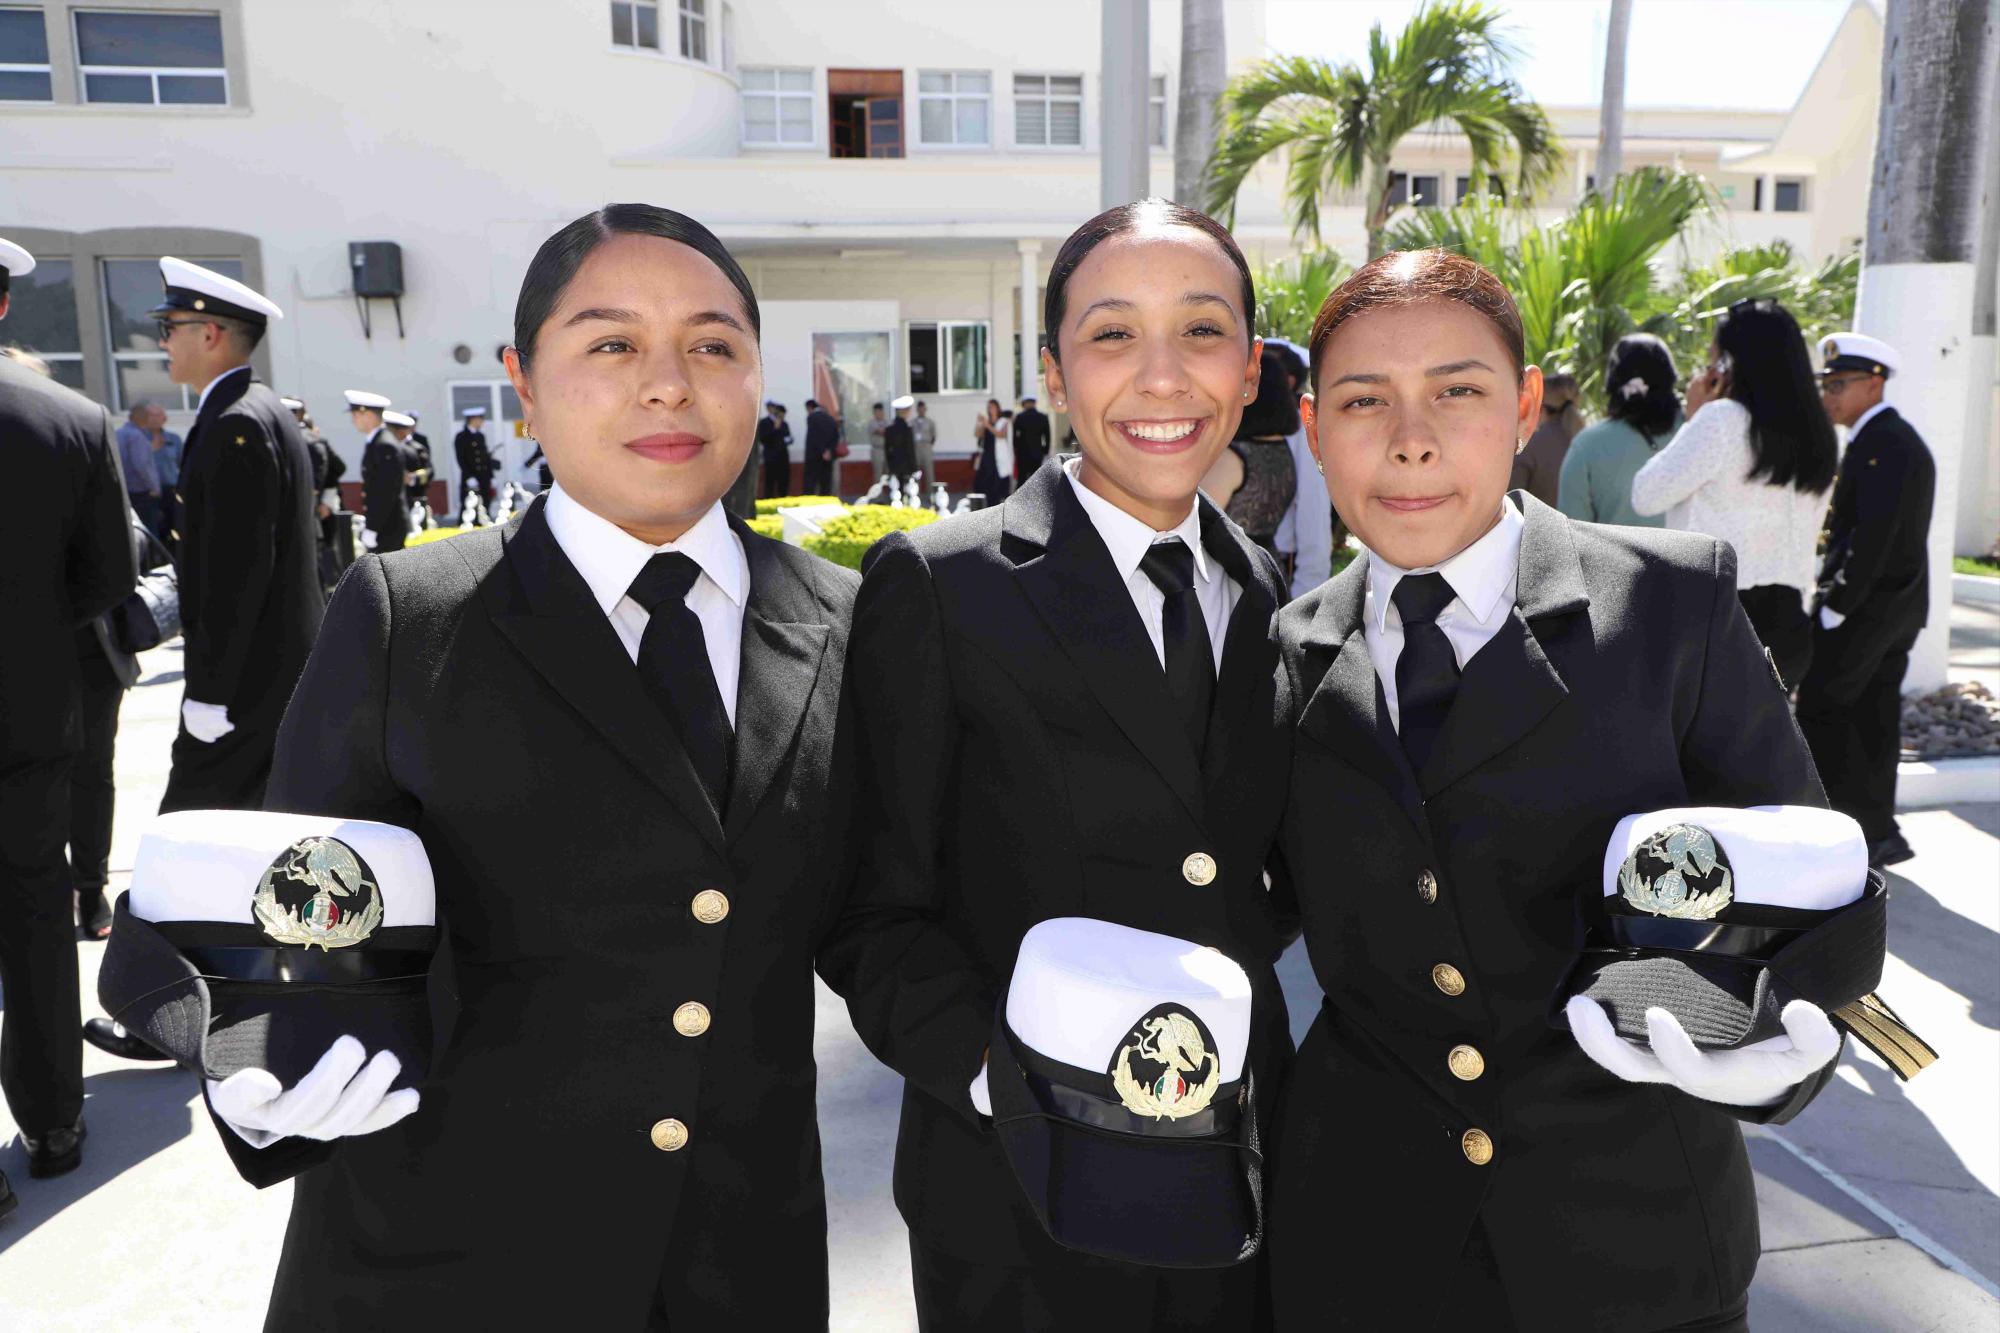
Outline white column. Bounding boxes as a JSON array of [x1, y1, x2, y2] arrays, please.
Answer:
[[1017, 239, 1040, 403], [1099, 0, 1149, 210]]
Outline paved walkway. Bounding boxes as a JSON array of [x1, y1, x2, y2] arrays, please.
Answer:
[[3, 633, 1997, 1330]]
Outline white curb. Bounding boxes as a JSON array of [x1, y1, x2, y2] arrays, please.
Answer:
[[1898, 755, 2000, 808], [1954, 572, 2000, 605]]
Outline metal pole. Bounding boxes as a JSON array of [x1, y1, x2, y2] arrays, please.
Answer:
[[1018, 240, 1041, 403], [1100, 0, 1150, 210]]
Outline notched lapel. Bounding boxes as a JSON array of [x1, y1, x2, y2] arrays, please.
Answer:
[[725, 532, 832, 839], [1292, 564, 1426, 833], [487, 500, 727, 856]]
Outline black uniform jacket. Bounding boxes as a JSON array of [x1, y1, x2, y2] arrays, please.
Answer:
[[173, 368, 323, 719], [1818, 406, 1935, 644], [883, 416, 916, 477], [453, 426, 492, 483], [1269, 496, 1837, 1332], [360, 425, 408, 542], [1012, 406, 1051, 469], [236, 497, 857, 1330], [803, 408, 841, 465], [756, 414, 793, 460], [0, 353, 134, 761], [817, 460, 1299, 1265]]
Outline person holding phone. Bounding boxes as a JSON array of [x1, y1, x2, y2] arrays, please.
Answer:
[[1630, 299, 1837, 689]]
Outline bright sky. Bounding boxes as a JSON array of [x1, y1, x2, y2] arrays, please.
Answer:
[[1263, 0, 1860, 111]]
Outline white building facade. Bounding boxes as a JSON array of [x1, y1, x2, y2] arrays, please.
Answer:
[[2, 0, 1991, 543]]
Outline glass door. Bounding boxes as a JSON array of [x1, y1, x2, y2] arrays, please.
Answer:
[[446, 379, 530, 491]]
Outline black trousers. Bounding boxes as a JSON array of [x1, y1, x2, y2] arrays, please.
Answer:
[[1738, 584, 1813, 692], [909, 1237, 1269, 1333], [761, 454, 790, 499], [68, 655, 125, 897], [1796, 619, 1916, 845], [1435, 1219, 1750, 1332], [802, 456, 833, 496], [0, 753, 84, 1133], [160, 700, 279, 815]]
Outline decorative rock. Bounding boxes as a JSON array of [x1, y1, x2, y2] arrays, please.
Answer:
[[1901, 682, 2000, 759]]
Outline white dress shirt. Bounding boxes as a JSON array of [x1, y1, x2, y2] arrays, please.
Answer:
[[1063, 457, 1239, 672], [1363, 499, 1524, 731], [543, 483, 749, 725]]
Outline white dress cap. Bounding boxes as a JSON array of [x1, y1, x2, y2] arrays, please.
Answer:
[[0, 237, 35, 277], [461, 405, 486, 419], [1818, 332, 1899, 377], [891, 394, 916, 410], [1602, 805, 1867, 912], [383, 410, 415, 427], [278, 396, 305, 411], [1006, 917, 1252, 1083], [156, 256, 283, 323], [343, 388, 392, 409], [130, 809, 436, 928]]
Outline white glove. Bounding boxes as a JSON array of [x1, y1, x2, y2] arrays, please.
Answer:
[[969, 1058, 992, 1117], [1566, 995, 1841, 1108], [1819, 605, 1846, 630], [181, 699, 235, 743], [207, 1036, 419, 1149]]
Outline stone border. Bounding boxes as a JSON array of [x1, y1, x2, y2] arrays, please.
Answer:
[[1898, 755, 2000, 808], [1954, 572, 2000, 605]]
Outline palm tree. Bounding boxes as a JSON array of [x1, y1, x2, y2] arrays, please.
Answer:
[[1205, 1, 1564, 258], [1174, 0, 1227, 207], [1595, 0, 1633, 187], [1253, 250, 1352, 345]]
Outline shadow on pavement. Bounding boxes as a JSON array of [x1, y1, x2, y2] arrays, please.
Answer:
[[0, 1067, 196, 1255], [1881, 861, 1999, 1032]]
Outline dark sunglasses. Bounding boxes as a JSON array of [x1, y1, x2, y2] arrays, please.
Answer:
[[155, 318, 212, 339]]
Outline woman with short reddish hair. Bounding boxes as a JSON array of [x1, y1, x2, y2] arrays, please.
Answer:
[[1267, 250, 1858, 1332]]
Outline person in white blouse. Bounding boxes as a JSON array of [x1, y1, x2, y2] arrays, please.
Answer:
[[1630, 298, 1839, 689]]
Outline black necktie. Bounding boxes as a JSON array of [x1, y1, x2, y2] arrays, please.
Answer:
[[1392, 572, 1461, 774], [627, 552, 732, 816], [1139, 540, 1216, 758]]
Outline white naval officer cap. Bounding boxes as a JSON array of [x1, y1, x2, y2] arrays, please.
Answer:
[[1600, 805, 1868, 912], [0, 236, 36, 278], [150, 257, 283, 326], [343, 388, 392, 410], [383, 410, 415, 428], [279, 396, 305, 412], [130, 809, 436, 929], [891, 394, 916, 411], [461, 405, 486, 419], [1818, 332, 1898, 379]]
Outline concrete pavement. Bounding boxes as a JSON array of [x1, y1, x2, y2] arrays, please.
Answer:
[[2, 633, 1996, 1331]]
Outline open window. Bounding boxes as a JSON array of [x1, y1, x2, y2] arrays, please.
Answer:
[[828, 68, 902, 158]]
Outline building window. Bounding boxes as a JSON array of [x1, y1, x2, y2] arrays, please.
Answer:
[[7, 256, 84, 390], [742, 66, 812, 145], [829, 68, 902, 158], [101, 255, 244, 410], [678, 0, 706, 63], [610, 1, 660, 50], [907, 321, 989, 395], [74, 9, 227, 105], [1149, 73, 1167, 148], [917, 70, 990, 147], [1387, 172, 1441, 208], [1014, 73, 1082, 148], [0, 6, 51, 102], [1774, 178, 1807, 213], [1454, 173, 1502, 203]]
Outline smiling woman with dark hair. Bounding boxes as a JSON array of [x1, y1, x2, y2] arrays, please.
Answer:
[[207, 203, 859, 1330], [818, 198, 1298, 1330]]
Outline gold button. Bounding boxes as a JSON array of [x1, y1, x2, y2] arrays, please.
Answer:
[[1431, 963, 1466, 997], [1181, 852, 1217, 887], [1461, 1128, 1493, 1165], [1448, 1045, 1485, 1081], [1417, 869, 1438, 904], [690, 890, 730, 924], [673, 1002, 711, 1037], [650, 1118, 689, 1152]]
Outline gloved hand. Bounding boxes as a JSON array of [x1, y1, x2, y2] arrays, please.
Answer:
[[181, 699, 235, 744], [208, 1036, 419, 1149], [1566, 995, 1841, 1108], [1819, 605, 1846, 630]]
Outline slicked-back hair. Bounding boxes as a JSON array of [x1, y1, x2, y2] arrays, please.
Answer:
[[1043, 198, 1256, 363], [512, 203, 759, 367], [1714, 298, 1838, 494], [1604, 333, 1681, 442], [1308, 250, 1525, 388]]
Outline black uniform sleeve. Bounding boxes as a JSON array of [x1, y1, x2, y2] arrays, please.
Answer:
[[1824, 438, 1924, 618], [815, 533, 996, 1124], [69, 403, 137, 625], [183, 420, 281, 708]]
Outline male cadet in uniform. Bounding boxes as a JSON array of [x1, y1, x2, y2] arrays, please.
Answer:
[[384, 410, 428, 527], [1012, 393, 1051, 479], [285, 396, 348, 590], [1798, 333, 1937, 867], [803, 396, 841, 495], [350, 389, 410, 552], [454, 405, 495, 514], [0, 237, 135, 1203], [910, 399, 937, 489], [403, 410, 433, 516], [884, 395, 917, 480], [153, 259, 325, 815]]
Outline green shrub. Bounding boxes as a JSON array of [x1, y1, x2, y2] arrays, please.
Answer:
[[1955, 555, 2000, 579], [745, 514, 785, 540], [755, 494, 842, 515], [801, 506, 940, 569]]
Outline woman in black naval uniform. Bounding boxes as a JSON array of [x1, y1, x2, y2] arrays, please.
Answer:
[[1267, 251, 1854, 1332], [816, 199, 1296, 1331], [214, 205, 857, 1330]]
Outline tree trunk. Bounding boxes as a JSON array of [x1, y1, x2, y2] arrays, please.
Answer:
[[1365, 158, 1393, 259], [1855, 0, 2000, 690], [1594, 0, 1633, 189], [1174, 0, 1227, 207]]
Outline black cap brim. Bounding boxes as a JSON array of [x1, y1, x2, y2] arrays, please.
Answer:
[[987, 1002, 1262, 1269], [97, 894, 432, 1089]]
